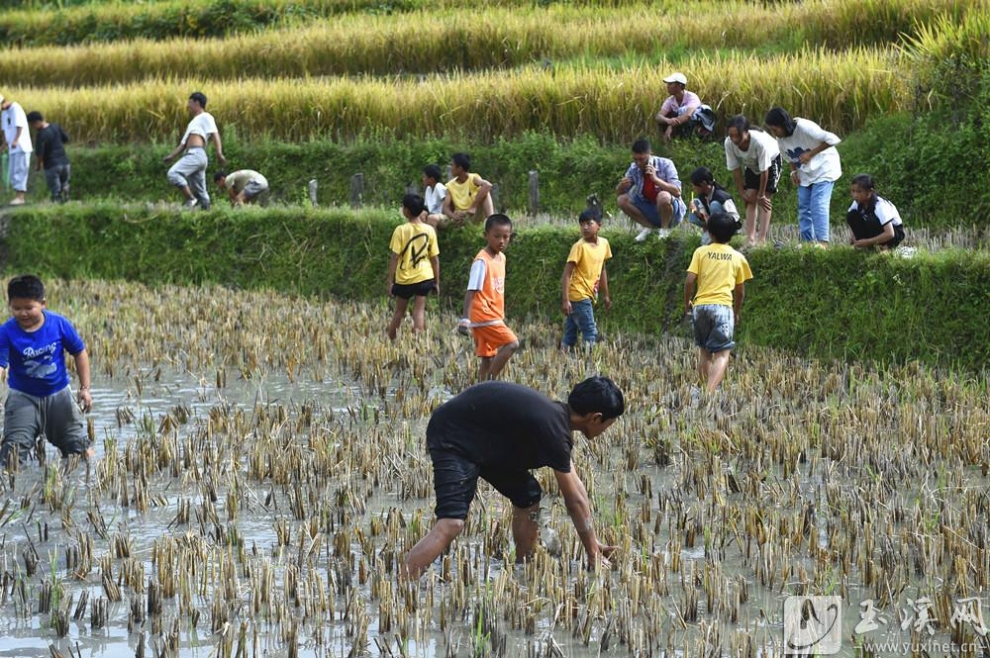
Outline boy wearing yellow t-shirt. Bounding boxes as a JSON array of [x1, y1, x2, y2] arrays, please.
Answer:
[[442, 152, 494, 227], [386, 194, 440, 340], [561, 207, 612, 350], [684, 212, 753, 393]]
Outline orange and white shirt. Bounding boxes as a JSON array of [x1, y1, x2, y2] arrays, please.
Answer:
[[466, 248, 506, 326]]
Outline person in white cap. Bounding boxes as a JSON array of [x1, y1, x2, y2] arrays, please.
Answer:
[[0, 94, 34, 206], [655, 72, 708, 142]]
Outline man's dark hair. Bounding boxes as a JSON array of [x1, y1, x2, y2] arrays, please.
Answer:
[[708, 211, 740, 244], [189, 91, 208, 109], [423, 164, 442, 181], [25, 111, 43, 123], [632, 139, 652, 155], [484, 213, 512, 232], [213, 170, 227, 182], [7, 275, 45, 302], [569, 376, 625, 421], [402, 193, 426, 216], [451, 153, 471, 170]]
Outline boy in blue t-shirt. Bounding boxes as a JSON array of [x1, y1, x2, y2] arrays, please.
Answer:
[[0, 275, 93, 468]]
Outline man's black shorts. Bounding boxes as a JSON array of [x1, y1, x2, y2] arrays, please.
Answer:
[[429, 448, 542, 520]]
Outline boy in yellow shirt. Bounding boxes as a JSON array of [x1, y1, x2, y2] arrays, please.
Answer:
[[386, 194, 440, 340], [442, 152, 494, 227], [561, 206, 612, 350], [684, 212, 752, 393]]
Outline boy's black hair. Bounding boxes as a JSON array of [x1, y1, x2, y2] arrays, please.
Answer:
[[8, 275, 45, 302], [451, 152, 471, 170], [402, 193, 426, 216], [568, 376, 625, 421], [213, 170, 227, 182], [484, 213, 512, 232], [632, 139, 652, 155], [708, 212, 739, 244], [764, 107, 796, 137], [26, 111, 43, 123], [690, 166, 715, 186], [423, 164, 443, 182], [579, 193, 603, 225], [189, 91, 208, 108]]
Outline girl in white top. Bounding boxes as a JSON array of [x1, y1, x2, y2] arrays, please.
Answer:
[[765, 107, 841, 245], [724, 115, 782, 247]]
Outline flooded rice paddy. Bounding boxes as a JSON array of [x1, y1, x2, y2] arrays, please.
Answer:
[[1, 279, 989, 658]]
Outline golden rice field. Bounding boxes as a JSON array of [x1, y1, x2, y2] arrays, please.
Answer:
[[0, 0, 976, 87], [9, 47, 909, 144], [1, 278, 990, 657], [0, 0, 986, 144]]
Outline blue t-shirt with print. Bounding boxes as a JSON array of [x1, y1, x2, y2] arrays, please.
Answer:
[[0, 311, 85, 398]]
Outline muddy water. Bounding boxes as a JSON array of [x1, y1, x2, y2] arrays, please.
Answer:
[[0, 281, 988, 658]]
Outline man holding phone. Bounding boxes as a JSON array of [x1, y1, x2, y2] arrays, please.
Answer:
[[616, 139, 684, 241]]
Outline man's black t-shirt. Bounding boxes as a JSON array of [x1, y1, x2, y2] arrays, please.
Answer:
[[36, 123, 70, 169], [427, 382, 573, 473]]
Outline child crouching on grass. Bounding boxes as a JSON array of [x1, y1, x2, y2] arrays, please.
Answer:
[[385, 194, 440, 340], [560, 204, 612, 351], [684, 213, 752, 394], [0, 275, 94, 469]]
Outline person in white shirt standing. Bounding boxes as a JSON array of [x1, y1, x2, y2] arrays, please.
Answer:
[[765, 106, 842, 246], [0, 94, 33, 206], [163, 91, 226, 210]]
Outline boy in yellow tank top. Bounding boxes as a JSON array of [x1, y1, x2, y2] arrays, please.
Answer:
[[561, 206, 612, 350], [458, 214, 519, 380], [684, 212, 753, 394]]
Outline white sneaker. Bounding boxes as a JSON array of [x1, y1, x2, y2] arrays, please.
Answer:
[[184, 198, 199, 209], [635, 228, 652, 242], [656, 228, 671, 239]]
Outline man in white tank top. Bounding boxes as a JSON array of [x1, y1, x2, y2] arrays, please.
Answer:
[[163, 91, 226, 210]]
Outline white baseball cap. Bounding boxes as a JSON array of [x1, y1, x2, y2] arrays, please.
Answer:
[[663, 72, 687, 85]]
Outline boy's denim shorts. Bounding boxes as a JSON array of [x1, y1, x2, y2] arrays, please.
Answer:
[[692, 304, 735, 352]]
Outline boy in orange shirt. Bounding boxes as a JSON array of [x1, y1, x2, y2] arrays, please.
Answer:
[[458, 214, 519, 380], [561, 206, 612, 350]]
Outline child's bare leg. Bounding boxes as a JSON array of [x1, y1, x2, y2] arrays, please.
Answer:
[[485, 340, 520, 380], [756, 201, 773, 244], [477, 356, 494, 381], [411, 296, 428, 333], [743, 199, 757, 245], [706, 349, 731, 392], [698, 348, 712, 385], [387, 297, 410, 340]]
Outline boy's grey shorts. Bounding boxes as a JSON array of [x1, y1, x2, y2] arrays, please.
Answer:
[[0, 387, 88, 466], [692, 304, 735, 353]]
